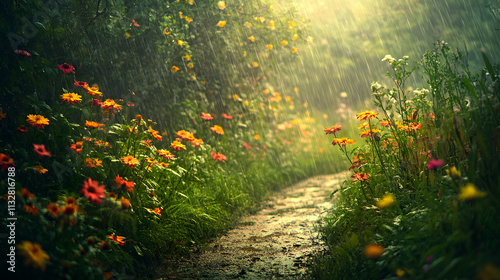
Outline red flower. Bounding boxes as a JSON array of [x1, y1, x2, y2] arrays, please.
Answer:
[[243, 142, 252, 150], [33, 144, 51, 157], [113, 175, 125, 185], [211, 151, 227, 162], [17, 125, 28, 132], [201, 112, 214, 120], [91, 99, 101, 107], [427, 159, 444, 170], [131, 19, 140, 27], [74, 80, 88, 88], [81, 178, 106, 205], [14, 50, 31, 57], [222, 113, 233, 120], [57, 63, 75, 74], [324, 124, 342, 134]]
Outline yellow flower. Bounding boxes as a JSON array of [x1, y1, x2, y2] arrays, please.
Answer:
[[26, 114, 49, 129], [269, 20, 275, 30], [177, 40, 184, 47], [61, 93, 82, 104], [125, 32, 131, 39], [179, 12, 183, 19], [187, 0, 194, 5], [307, 35, 314, 42], [217, 1, 226, 10], [34, 165, 48, 174], [263, 89, 270, 94], [281, 40, 288, 46], [266, 44, 273, 50], [458, 183, 487, 200], [364, 244, 384, 258], [185, 16, 193, 23], [252, 61, 259, 68], [85, 158, 102, 168], [164, 27, 170, 35], [294, 87, 299, 93], [254, 134, 260, 140], [293, 34, 298, 40], [17, 241, 50, 271], [257, 17, 265, 23], [183, 54, 191, 61], [291, 47, 297, 53], [396, 268, 405, 278], [377, 194, 395, 209], [217, 21, 226, 27], [85, 120, 105, 128], [243, 51, 247, 57], [289, 21, 295, 28], [187, 62, 194, 69], [172, 66, 180, 72], [248, 35, 255, 42], [233, 94, 238, 101], [244, 22, 252, 28], [446, 166, 461, 179], [244, 101, 249, 106]]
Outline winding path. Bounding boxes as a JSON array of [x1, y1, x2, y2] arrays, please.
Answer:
[[159, 172, 349, 279]]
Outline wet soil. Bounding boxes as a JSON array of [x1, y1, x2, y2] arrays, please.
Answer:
[[158, 172, 349, 280]]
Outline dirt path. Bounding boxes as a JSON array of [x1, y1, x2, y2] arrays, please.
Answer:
[[159, 172, 349, 280]]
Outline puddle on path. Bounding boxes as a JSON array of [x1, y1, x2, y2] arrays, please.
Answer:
[[158, 172, 349, 280]]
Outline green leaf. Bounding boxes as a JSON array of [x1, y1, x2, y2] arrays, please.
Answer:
[[481, 49, 497, 82], [462, 77, 479, 104]]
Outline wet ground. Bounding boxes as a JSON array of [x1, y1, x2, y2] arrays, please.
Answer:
[[158, 172, 349, 280]]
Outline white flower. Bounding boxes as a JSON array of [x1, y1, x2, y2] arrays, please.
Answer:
[[382, 55, 395, 62], [371, 82, 382, 92]]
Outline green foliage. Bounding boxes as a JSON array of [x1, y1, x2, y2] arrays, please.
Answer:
[[312, 41, 500, 279]]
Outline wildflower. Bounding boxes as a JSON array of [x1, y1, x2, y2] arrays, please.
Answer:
[[359, 128, 381, 139], [266, 44, 273, 50], [16, 125, 28, 132], [244, 142, 252, 150], [91, 99, 101, 107], [356, 110, 379, 120], [81, 178, 106, 205], [364, 244, 384, 258], [172, 66, 180, 72], [34, 165, 48, 174], [21, 188, 35, 199], [141, 140, 152, 147], [113, 175, 125, 186], [131, 19, 139, 27], [148, 126, 162, 141], [210, 125, 224, 135], [217, 1, 226, 9], [396, 268, 405, 278], [17, 241, 50, 271], [85, 120, 105, 128], [233, 94, 239, 101], [0, 153, 15, 170], [177, 40, 184, 47], [187, 62, 194, 69], [84, 86, 103, 96], [371, 82, 382, 92], [185, 16, 193, 23], [57, 63, 75, 74], [332, 137, 356, 146], [85, 158, 102, 168], [281, 40, 288, 46], [427, 158, 444, 170], [74, 80, 88, 88], [217, 21, 226, 27], [291, 47, 297, 53], [170, 140, 186, 151], [190, 138, 203, 147], [33, 144, 52, 157], [222, 113, 233, 119], [25, 203, 39, 215], [121, 197, 130, 209], [458, 183, 487, 200], [307, 35, 314, 42], [176, 130, 196, 142], [248, 35, 255, 42], [156, 149, 175, 160], [106, 235, 125, 246], [293, 34, 298, 40], [26, 114, 49, 129], [352, 172, 370, 182], [254, 134, 260, 140], [101, 99, 122, 111], [377, 194, 395, 209], [70, 141, 83, 154], [146, 207, 162, 216], [14, 49, 31, 57], [60, 92, 82, 104], [45, 203, 59, 218], [183, 54, 191, 61], [446, 166, 461, 179], [252, 62, 259, 68], [256, 16, 265, 23], [324, 124, 342, 134], [382, 55, 395, 62], [244, 22, 252, 28], [121, 156, 140, 168], [201, 112, 214, 120], [157, 162, 170, 168], [211, 151, 227, 162]]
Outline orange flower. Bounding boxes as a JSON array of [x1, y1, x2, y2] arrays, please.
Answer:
[[24, 203, 39, 215], [331, 138, 356, 146], [46, 203, 59, 218], [33, 144, 51, 157], [74, 80, 88, 88], [222, 113, 233, 120], [85, 86, 103, 96], [172, 66, 180, 72], [81, 178, 106, 205], [17, 241, 50, 271], [153, 208, 162, 216], [190, 138, 204, 147], [380, 120, 391, 127], [100, 99, 122, 111], [26, 114, 49, 129], [121, 197, 130, 209], [121, 156, 140, 168], [156, 149, 175, 160], [70, 141, 83, 154], [211, 151, 227, 162], [61, 93, 82, 104], [85, 158, 102, 168], [106, 234, 125, 246], [21, 188, 35, 199], [364, 244, 384, 258], [201, 112, 214, 120], [356, 110, 379, 120], [352, 172, 370, 182], [157, 162, 170, 169], [170, 140, 186, 151], [176, 130, 196, 142], [148, 126, 162, 141], [409, 122, 422, 131], [0, 153, 15, 170], [324, 124, 342, 135], [210, 125, 224, 135], [359, 129, 380, 139], [34, 165, 48, 174], [85, 120, 105, 128]]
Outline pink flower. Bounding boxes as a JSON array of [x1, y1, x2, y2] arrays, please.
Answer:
[[81, 178, 106, 205], [427, 159, 444, 170], [33, 144, 51, 157]]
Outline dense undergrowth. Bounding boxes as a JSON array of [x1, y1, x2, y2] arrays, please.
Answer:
[[0, 1, 346, 279], [312, 42, 500, 279]]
